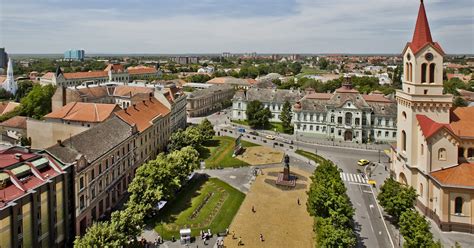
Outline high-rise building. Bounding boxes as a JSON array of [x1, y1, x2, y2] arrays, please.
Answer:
[[0, 48, 8, 69], [390, 0, 474, 233], [64, 49, 85, 61]]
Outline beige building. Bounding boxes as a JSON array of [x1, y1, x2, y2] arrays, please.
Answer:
[[27, 102, 120, 149], [390, 1, 474, 233], [186, 84, 234, 117]]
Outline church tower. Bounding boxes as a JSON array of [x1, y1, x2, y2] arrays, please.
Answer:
[[2, 57, 17, 95], [395, 0, 453, 168]]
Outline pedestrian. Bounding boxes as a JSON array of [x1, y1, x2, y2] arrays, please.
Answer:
[[232, 231, 236, 239], [238, 237, 242, 246], [260, 233, 264, 242], [297, 198, 300, 205], [154, 238, 158, 247], [252, 205, 255, 213]]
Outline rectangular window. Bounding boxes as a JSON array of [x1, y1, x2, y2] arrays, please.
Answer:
[[385, 120, 389, 126], [338, 130, 342, 136], [79, 177, 84, 190], [80, 195, 85, 210], [385, 131, 389, 137], [91, 169, 95, 181]]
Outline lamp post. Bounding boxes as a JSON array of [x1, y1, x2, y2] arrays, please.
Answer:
[[378, 149, 381, 163]]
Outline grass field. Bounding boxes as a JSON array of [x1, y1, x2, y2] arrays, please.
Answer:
[[152, 177, 245, 240], [295, 149, 328, 165], [199, 136, 259, 169], [297, 66, 328, 77], [230, 120, 287, 134]]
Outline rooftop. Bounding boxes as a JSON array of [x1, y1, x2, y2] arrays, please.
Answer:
[[44, 102, 120, 123], [0, 116, 27, 129], [431, 163, 474, 188], [115, 97, 170, 132]]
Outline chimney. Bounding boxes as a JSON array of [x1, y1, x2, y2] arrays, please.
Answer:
[[25, 146, 31, 153], [14, 153, 23, 161], [62, 86, 67, 107], [57, 140, 63, 146]]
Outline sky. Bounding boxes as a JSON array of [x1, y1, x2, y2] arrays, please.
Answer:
[[0, 0, 473, 54]]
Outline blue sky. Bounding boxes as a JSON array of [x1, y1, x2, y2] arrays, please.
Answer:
[[0, 0, 473, 54]]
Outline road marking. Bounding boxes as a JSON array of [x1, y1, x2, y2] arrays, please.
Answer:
[[340, 172, 369, 185]]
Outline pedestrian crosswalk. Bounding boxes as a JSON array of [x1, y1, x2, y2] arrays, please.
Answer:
[[340, 172, 368, 185]]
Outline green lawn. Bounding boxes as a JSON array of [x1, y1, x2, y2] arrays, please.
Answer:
[[199, 136, 259, 169], [296, 66, 329, 78], [231, 120, 289, 134], [295, 149, 328, 165], [152, 177, 245, 239]]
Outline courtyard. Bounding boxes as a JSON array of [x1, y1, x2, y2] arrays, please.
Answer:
[[224, 167, 314, 248], [151, 175, 245, 240]]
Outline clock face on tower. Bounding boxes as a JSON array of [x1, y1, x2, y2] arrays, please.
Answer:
[[425, 52, 434, 61]]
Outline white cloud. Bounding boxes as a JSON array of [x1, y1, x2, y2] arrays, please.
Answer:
[[0, 0, 472, 53]]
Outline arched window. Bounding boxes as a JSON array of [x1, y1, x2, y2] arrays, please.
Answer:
[[345, 112, 353, 125], [330, 115, 335, 123], [419, 183, 424, 197], [429, 63, 436, 83], [402, 111, 407, 120], [401, 130, 407, 152], [409, 63, 413, 82], [455, 197, 463, 214], [421, 144, 424, 155], [405, 62, 409, 81], [421, 63, 428, 83], [438, 148, 447, 161]]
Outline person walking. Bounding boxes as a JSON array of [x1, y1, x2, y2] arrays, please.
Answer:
[[260, 233, 264, 242], [238, 237, 242, 246], [297, 198, 300, 205], [252, 205, 255, 213]]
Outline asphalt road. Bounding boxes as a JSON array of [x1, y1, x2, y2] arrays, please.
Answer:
[[189, 110, 396, 248]]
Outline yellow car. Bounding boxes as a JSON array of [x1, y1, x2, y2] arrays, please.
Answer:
[[265, 135, 276, 140], [358, 159, 370, 166]]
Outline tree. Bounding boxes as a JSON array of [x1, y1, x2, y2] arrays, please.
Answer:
[[290, 62, 302, 75], [0, 88, 13, 100], [246, 100, 272, 129], [453, 97, 468, 107], [198, 118, 215, 140], [73, 221, 127, 247], [279, 101, 293, 134], [399, 209, 435, 248], [110, 205, 144, 241], [377, 178, 417, 222], [318, 58, 329, 70], [15, 80, 34, 101], [167, 146, 200, 184], [315, 217, 356, 248], [443, 78, 465, 95], [19, 84, 56, 119]]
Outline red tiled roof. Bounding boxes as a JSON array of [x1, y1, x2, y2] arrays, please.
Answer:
[[127, 67, 157, 75], [112, 85, 153, 97], [0, 150, 36, 169], [449, 107, 474, 138], [0, 116, 27, 129], [115, 97, 170, 132], [305, 93, 332, 100], [63, 71, 108, 80], [44, 102, 119, 123], [405, 1, 445, 55], [104, 63, 125, 72], [41, 72, 54, 80], [0, 101, 20, 115], [335, 85, 359, 93], [431, 163, 474, 188], [363, 94, 394, 103], [246, 78, 258, 84], [416, 115, 452, 139]]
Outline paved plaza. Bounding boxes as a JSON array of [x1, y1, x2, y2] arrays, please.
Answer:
[[224, 167, 314, 248], [235, 146, 284, 165]]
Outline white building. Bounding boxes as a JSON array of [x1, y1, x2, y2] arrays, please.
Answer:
[[2, 58, 17, 95]]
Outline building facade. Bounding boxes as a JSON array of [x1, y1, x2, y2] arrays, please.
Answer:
[[0, 146, 75, 248], [232, 87, 397, 143], [0, 48, 8, 69], [390, 1, 474, 234], [186, 84, 234, 117]]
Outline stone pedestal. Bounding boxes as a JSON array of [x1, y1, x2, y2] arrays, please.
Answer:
[[283, 167, 290, 181]]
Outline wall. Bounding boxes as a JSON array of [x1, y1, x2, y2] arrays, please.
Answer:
[[27, 119, 89, 149]]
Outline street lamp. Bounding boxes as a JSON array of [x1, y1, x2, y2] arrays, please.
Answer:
[[378, 149, 381, 163]]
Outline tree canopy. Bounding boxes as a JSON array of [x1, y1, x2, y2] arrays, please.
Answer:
[[246, 100, 272, 129], [279, 101, 293, 134]]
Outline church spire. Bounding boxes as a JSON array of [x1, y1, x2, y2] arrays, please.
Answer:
[[407, 0, 444, 55], [2, 57, 17, 95]]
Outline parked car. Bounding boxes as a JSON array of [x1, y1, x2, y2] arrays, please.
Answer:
[[357, 159, 370, 166]]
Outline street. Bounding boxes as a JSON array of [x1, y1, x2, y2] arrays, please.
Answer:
[[189, 109, 396, 248]]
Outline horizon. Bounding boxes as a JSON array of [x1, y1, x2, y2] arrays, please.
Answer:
[[1, 0, 473, 54]]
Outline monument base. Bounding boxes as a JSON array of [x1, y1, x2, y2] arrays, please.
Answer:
[[276, 172, 296, 187]]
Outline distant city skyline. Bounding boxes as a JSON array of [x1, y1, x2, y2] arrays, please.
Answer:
[[1, 0, 473, 54]]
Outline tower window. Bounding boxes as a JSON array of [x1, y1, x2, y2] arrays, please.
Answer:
[[409, 63, 413, 82], [421, 63, 428, 83], [438, 148, 447, 161], [424, 90, 428, 95], [429, 63, 436, 83], [455, 197, 463, 215], [401, 130, 406, 152]]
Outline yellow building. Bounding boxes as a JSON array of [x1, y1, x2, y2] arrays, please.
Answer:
[[390, 1, 474, 233]]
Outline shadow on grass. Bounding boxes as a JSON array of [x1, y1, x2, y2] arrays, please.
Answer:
[[263, 178, 308, 191], [147, 174, 209, 227]]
